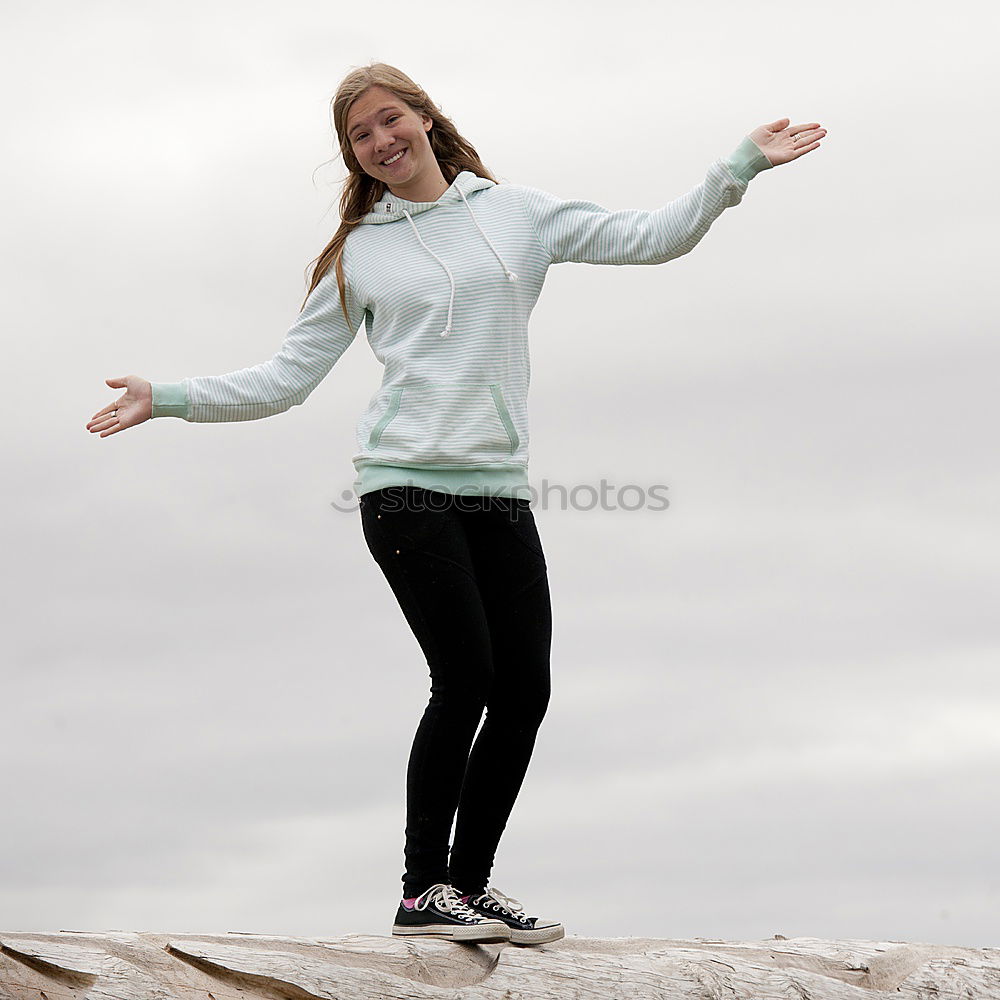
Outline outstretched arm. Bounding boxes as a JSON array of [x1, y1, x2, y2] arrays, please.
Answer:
[[86, 262, 365, 436], [517, 118, 826, 267]]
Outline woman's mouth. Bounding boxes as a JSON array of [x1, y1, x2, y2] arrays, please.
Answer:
[[380, 148, 407, 167]]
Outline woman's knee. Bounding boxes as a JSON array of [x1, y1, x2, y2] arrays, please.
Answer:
[[427, 661, 494, 716], [488, 675, 550, 728], [528, 682, 551, 727]]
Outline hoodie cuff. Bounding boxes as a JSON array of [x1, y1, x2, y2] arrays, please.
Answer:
[[150, 381, 190, 419], [725, 135, 773, 184]]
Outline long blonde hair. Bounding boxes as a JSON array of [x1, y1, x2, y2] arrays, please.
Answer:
[[303, 63, 499, 327]]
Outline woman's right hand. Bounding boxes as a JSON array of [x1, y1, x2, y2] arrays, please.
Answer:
[[747, 118, 827, 166], [86, 376, 153, 438]]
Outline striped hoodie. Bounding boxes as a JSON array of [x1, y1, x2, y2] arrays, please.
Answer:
[[150, 135, 772, 499]]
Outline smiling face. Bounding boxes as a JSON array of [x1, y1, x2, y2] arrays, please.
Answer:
[[346, 85, 447, 202]]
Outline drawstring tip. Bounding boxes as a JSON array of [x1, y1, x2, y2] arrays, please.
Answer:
[[440, 329, 451, 338], [506, 270, 519, 282]]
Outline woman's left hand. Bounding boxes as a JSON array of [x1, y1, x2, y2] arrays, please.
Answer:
[[749, 118, 827, 166]]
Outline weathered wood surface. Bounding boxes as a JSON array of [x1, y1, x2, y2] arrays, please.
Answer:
[[1, 929, 998, 999]]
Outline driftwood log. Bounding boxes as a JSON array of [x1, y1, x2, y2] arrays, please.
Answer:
[[1, 929, 998, 999]]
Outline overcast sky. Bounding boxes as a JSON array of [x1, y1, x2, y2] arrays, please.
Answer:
[[3, 0, 998, 952]]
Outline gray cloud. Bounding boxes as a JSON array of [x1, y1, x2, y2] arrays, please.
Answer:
[[3, 0, 998, 952]]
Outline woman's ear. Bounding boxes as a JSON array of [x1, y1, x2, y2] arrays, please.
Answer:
[[422, 115, 432, 132]]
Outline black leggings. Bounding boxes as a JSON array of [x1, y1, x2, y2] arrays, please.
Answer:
[[360, 486, 552, 898]]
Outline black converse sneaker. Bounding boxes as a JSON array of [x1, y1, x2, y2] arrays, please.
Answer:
[[392, 882, 511, 942], [458, 885, 565, 945]]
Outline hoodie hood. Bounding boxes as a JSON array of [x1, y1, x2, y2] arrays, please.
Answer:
[[360, 169, 496, 224], [360, 170, 517, 339]]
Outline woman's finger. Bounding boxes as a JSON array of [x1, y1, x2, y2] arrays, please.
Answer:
[[792, 140, 822, 159], [789, 129, 825, 155], [88, 416, 117, 433], [90, 400, 120, 421], [790, 124, 824, 142]]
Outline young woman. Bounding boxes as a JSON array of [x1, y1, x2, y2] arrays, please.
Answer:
[[87, 62, 825, 946]]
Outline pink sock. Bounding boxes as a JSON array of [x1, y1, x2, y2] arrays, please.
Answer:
[[401, 896, 419, 910]]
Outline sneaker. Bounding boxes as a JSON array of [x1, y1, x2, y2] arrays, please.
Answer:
[[391, 882, 511, 942], [459, 885, 565, 945]]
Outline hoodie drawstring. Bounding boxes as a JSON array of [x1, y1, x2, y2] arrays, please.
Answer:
[[402, 210, 457, 338], [402, 188, 518, 339], [457, 186, 519, 285]]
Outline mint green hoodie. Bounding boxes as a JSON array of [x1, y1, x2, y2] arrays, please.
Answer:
[[150, 135, 771, 499]]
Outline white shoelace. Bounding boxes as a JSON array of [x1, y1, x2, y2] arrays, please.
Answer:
[[472, 885, 529, 921], [413, 882, 485, 922]]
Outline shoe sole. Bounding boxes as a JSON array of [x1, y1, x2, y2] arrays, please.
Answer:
[[391, 920, 510, 943], [509, 923, 565, 945]]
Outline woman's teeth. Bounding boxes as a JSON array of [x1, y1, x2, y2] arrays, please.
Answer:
[[382, 149, 406, 165]]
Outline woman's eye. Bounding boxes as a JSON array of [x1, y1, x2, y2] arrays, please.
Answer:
[[352, 115, 399, 143]]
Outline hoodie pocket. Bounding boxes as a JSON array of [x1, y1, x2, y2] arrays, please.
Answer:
[[366, 382, 520, 463]]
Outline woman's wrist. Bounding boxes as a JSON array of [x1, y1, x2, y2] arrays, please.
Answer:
[[725, 135, 773, 183], [149, 381, 190, 419]]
